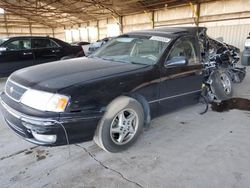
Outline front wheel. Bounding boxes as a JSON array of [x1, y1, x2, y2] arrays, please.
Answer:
[[94, 96, 144, 153], [210, 69, 233, 100]]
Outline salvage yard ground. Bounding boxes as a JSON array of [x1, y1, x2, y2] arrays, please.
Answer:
[[1, 68, 250, 188]]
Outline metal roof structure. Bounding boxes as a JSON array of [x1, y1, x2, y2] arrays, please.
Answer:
[[0, 0, 216, 28]]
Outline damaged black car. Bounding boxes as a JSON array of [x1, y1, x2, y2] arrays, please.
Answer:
[[0, 27, 245, 152]]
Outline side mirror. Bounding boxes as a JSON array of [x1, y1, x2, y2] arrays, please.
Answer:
[[165, 56, 188, 67], [0, 47, 7, 52]]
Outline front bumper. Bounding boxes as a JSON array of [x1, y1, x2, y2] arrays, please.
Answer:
[[0, 93, 103, 146]]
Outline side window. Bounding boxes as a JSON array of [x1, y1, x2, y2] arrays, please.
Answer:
[[33, 39, 58, 49], [50, 40, 59, 48], [167, 37, 199, 65], [4, 39, 31, 50]]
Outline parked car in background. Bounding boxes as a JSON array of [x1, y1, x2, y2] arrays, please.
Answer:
[[87, 37, 113, 56], [71, 41, 90, 46], [0, 36, 85, 77], [71, 41, 90, 55]]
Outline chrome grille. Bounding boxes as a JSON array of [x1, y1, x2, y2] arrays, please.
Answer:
[[5, 79, 28, 102]]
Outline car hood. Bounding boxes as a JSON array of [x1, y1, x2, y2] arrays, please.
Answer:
[[10, 57, 149, 92]]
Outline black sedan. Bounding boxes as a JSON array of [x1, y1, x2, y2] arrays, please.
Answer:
[[0, 36, 84, 77], [0, 27, 204, 152]]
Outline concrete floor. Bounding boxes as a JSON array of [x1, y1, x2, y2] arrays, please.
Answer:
[[1, 68, 250, 188]]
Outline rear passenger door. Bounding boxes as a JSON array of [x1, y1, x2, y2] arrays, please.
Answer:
[[159, 36, 203, 112], [32, 38, 62, 64], [0, 38, 34, 76]]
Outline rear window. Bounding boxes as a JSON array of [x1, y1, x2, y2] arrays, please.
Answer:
[[0, 38, 8, 45], [32, 39, 58, 49]]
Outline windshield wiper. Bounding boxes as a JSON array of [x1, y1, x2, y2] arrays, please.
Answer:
[[91, 56, 149, 65], [101, 57, 114, 61], [88, 56, 100, 59], [99, 57, 129, 64], [130, 61, 149, 65]]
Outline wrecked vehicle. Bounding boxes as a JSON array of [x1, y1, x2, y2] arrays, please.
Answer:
[[0, 27, 245, 152], [199, 28, 246, 101]]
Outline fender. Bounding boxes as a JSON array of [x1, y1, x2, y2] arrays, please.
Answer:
[[125, 93, 151, 128]]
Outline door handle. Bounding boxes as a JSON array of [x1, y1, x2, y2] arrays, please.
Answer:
[[23, 52, 32, 55], [51, 49, 60, 53]]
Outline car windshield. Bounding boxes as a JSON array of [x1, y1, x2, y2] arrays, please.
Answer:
[[0, 38, 8, 45], [91, 36, 171, 65]]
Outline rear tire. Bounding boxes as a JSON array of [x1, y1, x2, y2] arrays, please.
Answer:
[[210, 69, 233, 100], [94, 96, 144, 153]]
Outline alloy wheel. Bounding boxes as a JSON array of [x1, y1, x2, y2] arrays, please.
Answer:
[[110, 108, 139, 145]]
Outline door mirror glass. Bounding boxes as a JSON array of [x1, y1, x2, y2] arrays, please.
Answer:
[[0, 47, 7, 51], [165, 56, 188, 67]]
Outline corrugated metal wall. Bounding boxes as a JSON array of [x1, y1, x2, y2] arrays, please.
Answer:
[[2, 0, 250, 47], [0, 14, 55, 37], [205, 24, 250, 51], [123, 13, 152, 33], [98, 19, 108, 40]]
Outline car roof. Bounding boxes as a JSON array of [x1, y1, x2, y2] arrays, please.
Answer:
[[0, 36, 70, 47], [4, 36, 55, 40], [125, 26, 207, 38]]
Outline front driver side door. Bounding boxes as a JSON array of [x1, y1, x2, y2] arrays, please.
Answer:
[[0, 38, 34, 76], [159, 35, 203, 112]]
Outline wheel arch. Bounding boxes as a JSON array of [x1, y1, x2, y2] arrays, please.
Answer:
[[94, 94, 146, 152], [124, 93, 151, 128]]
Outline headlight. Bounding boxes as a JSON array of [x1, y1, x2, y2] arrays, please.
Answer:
[[20, 89, 69, 112]]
